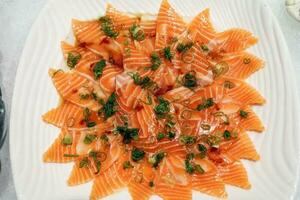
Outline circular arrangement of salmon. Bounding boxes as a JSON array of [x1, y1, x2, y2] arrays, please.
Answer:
[[42, 0, 265, 199]]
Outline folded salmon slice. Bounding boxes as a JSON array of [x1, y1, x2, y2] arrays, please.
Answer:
[[155, 0, 186, 50]]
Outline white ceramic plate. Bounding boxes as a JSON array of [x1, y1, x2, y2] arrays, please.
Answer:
[[10, 0, 300, 199]]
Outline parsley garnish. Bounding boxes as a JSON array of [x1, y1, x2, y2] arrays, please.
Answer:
[[98, 92, 118, 119], [197, 144, 207, 158], [116, 124, 139, 144], [196, 98, 214, 111], [123, 161, 134, 169], [223, 130, 231, 140], [167, 131, 176, 140], [99, 16, 119, 38], [176, 42, 193, 53], [163, 46, 173, 61], [179, 135, 196, 145], [149, 52, 161, 71], [148, 151, 165, 168], [131, 147, 145, 162], [157, 132, 165, 140], [154, 97, 170, 118], [129, 72, 155, 89], [79, 157, 89, 168], [83, 134, 97, 144], [129, 24, 145, 41], [67, 52, 81, 69], [93, 59, 106, 80], [239, 110, 248, 118], [182, 71, 197, 89]]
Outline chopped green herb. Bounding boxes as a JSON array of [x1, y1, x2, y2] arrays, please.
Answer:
[[100, 135, 109, 142], [129, 24, 145, 41], [185, 159, 195, 174], [87, 121, 96, 128], [79, 93, 90, 100], [149, 52, 161, 71], [95, 160, 101, 174], [182, 71, 197, 89], [157, 132, 165, 141], [197, 144, 207, 158], [62, 134, 73, 145], [165, 120, 175, 129], [79, 157, 89, 168], [212, 62, 229, 78], [167, 131, 176, 140], [239, 110, 248, 118], [154, 97, 170, 118], [116, 125, 139, 144], [179, 135, 196, 145], [83, 108, 91, 122], [194, 164, 205, 174], [176, 42, 193, 53], [131, 147, 145, 162], [99, 92, 118, 119], [186, 153, 195, 161], [67, 52, 81, 69], [128, 72, 155, 89], [223, 130, 231, 140], [196, 98, 214, 111], [149, 181, 154, 187], [83, 134, 97, 144], [148, 151, 165, 168], [200, 45, 209, 52], [163, 46, 173, 61], [123, 161, 134, 169], [63, 154, 79, 157], [93, 59, 106, 80], [99, 16, 119, 38]]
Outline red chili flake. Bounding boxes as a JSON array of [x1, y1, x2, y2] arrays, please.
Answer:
[[72, 89, 78, 93], [135, 104, 143, 112], [207, 147, 224, 164], [154, 85, 173, 96], [79, 119, 85, 125]]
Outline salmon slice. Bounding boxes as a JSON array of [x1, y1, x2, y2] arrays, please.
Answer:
[[224, 130, 260, 161], [100, 67, 123, 94], [222, 52, 264, 79], [50, 69, 105, 111], [123, 43, 152, 72], [72, 19, 105, 45], [128, 181, 153, 200], [42, 101, 83, 128], [61, 42, 89, 59], [188, 9, 216, 44], [127, 160, 157, 200], [152, 65, 178, 89], [136, 104, 158, 139], [43, 130, 80, 163], [68, 159, 95, 186], [192, 172, 227, 198], [213, 28, 258, 53], [163, 86, 194, 102], [155, 183, 192, 200], [90, 163, 127, 200], [238, 106, 264, 132], [155, 0, 186, 50], [218, 161, 251, 189], [106, 4, 139, 31], [140, 20, 157, 37]]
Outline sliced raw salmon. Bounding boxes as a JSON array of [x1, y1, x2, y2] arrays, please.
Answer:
[[72, 19, 105, 45], [189, 9, 216, 44], [155, 0, 186, 50], [218, 161, 251, 189]]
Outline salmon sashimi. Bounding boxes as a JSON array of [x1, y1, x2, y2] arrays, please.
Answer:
[[189, 9, 216, 44], [43, 1, 265, 199], [155, 0, 186, 50]]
